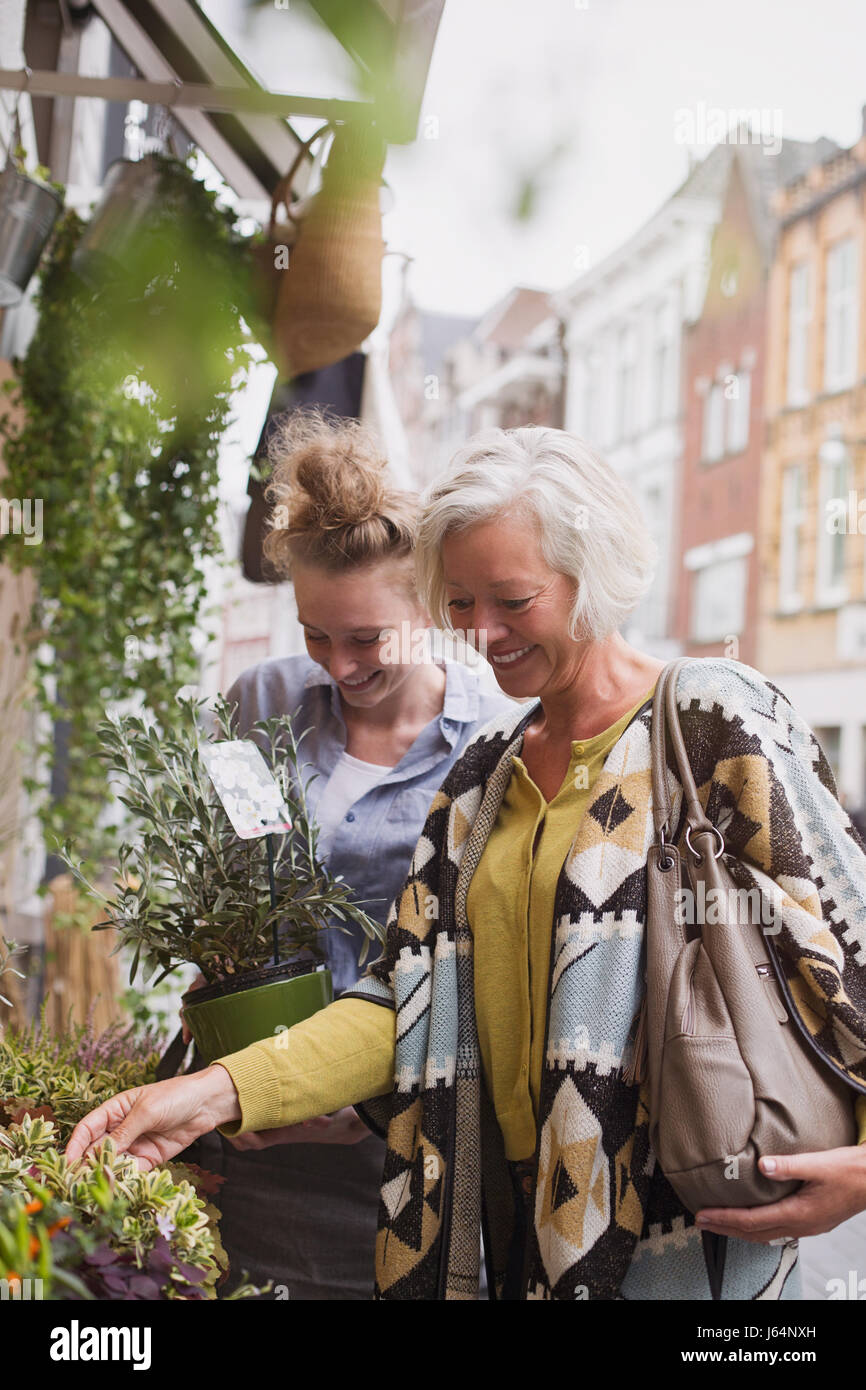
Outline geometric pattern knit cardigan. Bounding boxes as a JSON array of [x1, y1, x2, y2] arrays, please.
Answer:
[[345, 657, 866, 1300]]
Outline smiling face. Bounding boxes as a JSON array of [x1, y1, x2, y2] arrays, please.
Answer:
[[292, 556, 432, 708], [440, 508, 582, 699]]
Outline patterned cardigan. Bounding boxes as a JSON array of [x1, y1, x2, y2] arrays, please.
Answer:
[[344, 657, 866, 1300]]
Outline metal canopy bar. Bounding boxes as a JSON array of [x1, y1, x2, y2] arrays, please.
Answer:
[[88, 0, 303, 204], [108, 0, 314, 191], [0, 68, 371, 121]]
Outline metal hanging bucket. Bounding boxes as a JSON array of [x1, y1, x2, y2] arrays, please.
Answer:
[[0, 168, 63, 307], [70, 156, 166, 289]]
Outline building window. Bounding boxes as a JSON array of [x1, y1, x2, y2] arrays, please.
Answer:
[[824, 238, 859, 393], [575, 357, 589, 439], [578, 353, 602, 444], [778, 463, 806, 612], [684, 533, 753, 642], [702, 381, 726, 462], [690, 555, 748, 643], [786, 262, 811, 406], [615, 325, 638, 441], [816, 439, 850, 605], [726, 369, 751, 453], [652, 302, 676, 424]]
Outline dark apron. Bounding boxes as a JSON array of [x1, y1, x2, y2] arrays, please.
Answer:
[[188, 1127, 386, 1301]]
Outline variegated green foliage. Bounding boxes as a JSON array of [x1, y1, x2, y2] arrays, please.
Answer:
[[1, 1117, 211, 1262], [0, 1115, 234, 1299], [0, 1011, 163, 1144]]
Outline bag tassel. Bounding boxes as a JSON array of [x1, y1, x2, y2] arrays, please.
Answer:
[[623, 995, 648, 1086]]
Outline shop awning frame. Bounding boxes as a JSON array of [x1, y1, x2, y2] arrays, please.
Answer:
[[0, 0, 445, 202]]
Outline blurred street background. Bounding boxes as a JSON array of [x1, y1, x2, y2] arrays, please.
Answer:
[[0, 0, 864, 1302]]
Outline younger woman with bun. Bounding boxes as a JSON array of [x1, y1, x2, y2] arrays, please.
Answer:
[[194, 408, 512, 1299]]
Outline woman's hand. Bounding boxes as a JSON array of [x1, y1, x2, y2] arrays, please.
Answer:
[[696, 1145, 866, 1242], [65, 1065, 241, 1171], [227, 1106, 370, 1150]]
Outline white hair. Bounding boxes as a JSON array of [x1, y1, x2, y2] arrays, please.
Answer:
[[415, 426, 658, 642]]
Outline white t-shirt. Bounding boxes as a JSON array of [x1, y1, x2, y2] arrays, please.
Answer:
[[315, 750, 393, 859]]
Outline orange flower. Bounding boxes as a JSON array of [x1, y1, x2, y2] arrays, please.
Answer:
[[28, 1236, 39, 1259], [24, 1199, 43, 1214], [47, 1217, 71, 1237]]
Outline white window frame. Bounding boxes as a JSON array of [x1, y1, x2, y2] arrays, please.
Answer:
[[786, 261, 811, 406], [824, 238, 859, 393], [582, 352, 603, 445], [684, 534, 753, 643], [816, 438, 850, 607], [702, 380, 726, 463], [615, 324, 638, 442], [778, 462, 807, 613], [725, 368, 751, 454], [651, 301, 676, 425]]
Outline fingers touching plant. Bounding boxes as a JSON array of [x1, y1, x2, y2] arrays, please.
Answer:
[[0, 1115, 228, 1299]]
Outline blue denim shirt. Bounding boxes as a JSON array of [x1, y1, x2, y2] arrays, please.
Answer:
[[225, 653, 514, 995]]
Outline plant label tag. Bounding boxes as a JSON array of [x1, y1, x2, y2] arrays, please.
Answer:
[[201, 740, 292, 840]]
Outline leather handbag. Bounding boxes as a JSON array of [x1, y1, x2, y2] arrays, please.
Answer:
[[639, 657, 856, 1220]]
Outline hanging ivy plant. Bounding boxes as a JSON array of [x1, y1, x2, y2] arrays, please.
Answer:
[[0, 154, 258, 862]]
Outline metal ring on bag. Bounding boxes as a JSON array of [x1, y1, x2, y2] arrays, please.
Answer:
[[685, 822, 725, 862], [657, 828, 675, 871]]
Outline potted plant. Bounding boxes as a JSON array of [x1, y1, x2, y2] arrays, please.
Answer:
[[0, 143, 63, 307], [62, 696, 384, 1064]]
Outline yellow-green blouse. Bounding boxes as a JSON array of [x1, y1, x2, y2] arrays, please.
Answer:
[[466, 683, 657, 1159]]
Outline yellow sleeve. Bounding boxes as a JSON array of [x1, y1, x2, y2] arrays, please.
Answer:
[[856, 1093, 866, 1145], [214, 996, 395, 1137]]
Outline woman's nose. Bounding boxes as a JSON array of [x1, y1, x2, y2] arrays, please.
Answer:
[[329, 657, 359, 680], [459, 603, 511, 649]]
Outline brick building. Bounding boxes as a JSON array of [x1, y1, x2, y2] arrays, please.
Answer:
[[675, 136, 836, 667], [758, 109, 866, 808]]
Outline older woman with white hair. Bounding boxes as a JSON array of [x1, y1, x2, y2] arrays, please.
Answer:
[[68, 426, 866, 1302]]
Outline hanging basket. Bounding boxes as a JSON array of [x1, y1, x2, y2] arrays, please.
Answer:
[[69, 155, 166, 289], [271, 121, 387, 379], [0, 168, 62, 307], [247, 123, 331, 353]]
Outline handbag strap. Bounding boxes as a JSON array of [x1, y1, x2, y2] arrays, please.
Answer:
[[648, 658, 730, 1297], [652, 657, 719, 848]]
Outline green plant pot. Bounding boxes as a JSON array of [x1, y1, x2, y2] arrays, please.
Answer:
[[182, 960, 333, 1065]]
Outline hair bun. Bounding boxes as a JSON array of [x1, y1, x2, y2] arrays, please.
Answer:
[[293, 443, 388, 532], [262, 407, 418, 576]]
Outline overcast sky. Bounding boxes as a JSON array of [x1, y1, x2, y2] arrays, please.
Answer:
[[382, 0, 866, 318], [204, 0, 866, 496], [207, 0, 866, 320]]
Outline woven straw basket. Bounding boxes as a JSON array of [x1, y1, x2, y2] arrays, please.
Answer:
[[271, 121, 386, 379]]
